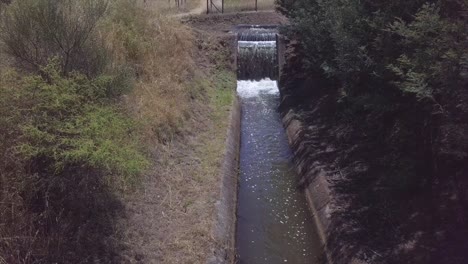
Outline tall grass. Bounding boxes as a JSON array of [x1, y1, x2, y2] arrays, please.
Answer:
[[103, 0, 201, 142]]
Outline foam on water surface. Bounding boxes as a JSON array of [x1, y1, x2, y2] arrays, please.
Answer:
[[235, 26, 322, 264], [238, 41, 277, 48], [237, 79, 279, 98]]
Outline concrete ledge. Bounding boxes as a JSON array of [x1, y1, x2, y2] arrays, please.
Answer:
[[282, 110, 333, 264], [207, 96, 241, 264]]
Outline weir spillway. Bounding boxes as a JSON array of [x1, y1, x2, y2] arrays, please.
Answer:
[[235, 26, 322, 263]]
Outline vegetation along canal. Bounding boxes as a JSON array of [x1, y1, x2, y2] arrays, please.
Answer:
[[235, 26, 323, 264]]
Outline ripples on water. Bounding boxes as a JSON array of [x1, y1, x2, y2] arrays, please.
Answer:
[[236, 79, 322, 264]]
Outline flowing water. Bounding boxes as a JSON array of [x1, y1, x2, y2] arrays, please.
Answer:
[[235, 26, 322, 264]]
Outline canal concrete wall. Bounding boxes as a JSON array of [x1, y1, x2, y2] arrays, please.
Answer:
[[278, 36, 334, 263], [282, 112, 332, 262], [278, 36, 371, 264], [207, 96, 241, 264], [277, 34, 286, 83]]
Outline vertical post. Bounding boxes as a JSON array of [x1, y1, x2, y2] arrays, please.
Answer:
[[236, 33, 239, 81], [276, 33, 279, 81], [207, 0, 209, 14], [255, 0, 257, 11], [222, 0, 224, 13]]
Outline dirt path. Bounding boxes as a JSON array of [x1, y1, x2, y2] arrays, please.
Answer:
[[172, 0, 207, 17], [184, 11, 287, 32], [190, 0, 208, 14], [174, 0, 279, 18]]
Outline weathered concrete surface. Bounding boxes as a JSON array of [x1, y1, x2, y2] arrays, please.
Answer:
[[279, 41, 368, 264], [278, 36, 334, 264], [282, 111, 332, 262], [277, 34, 286, 83], [207, 96, 241, 264]]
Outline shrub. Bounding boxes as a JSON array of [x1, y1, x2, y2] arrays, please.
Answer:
[[387, 3, 466, 102], [0, 0, 109, 76], [279, 0, 468, 262], [280, 0, 468, 178], [0, 0, 198, 261], [0, 61, 148, 262], [18, 60, 148, 187]]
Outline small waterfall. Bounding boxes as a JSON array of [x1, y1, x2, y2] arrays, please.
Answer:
[[235, 26, 322, 264], [237, 27, 278, 81]]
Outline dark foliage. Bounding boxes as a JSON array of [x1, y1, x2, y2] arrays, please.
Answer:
[[278, 0, 468, 263]]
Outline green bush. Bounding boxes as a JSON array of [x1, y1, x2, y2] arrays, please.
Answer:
[[280, 0, 468, 176], [0, 61, 147, 262], [280, 0, 467, 95], [0, 0, 153, 261], [387, 3, 465, 102], [17, 61, 148, 183]]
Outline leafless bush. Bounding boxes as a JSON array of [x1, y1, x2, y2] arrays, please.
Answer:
[[0, 0, 109, 76]]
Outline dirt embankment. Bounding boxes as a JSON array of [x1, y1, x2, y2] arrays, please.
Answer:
[[115, 11, 287, 264], [184, 11, 287, 33], [115, 36, 236, 264], [279, 41, 468, 264]]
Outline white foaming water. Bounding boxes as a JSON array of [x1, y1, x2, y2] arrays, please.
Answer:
[[238, 41, 276, 48], [237, 79, 279, 98]]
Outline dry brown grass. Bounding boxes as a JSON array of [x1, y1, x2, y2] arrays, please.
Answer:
[[117, 74, 235, 263], [0, 70, 37, 264], [136, 0, 203, 14], [102, 1, 237, 263], [103, 1, 200, 143]]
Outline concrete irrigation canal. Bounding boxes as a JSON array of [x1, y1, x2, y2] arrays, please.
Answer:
[[235, 25, 323, 264]]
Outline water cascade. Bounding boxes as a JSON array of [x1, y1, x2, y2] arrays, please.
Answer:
[[235, 26, 322, 264], [237, 27, 278, 81]]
